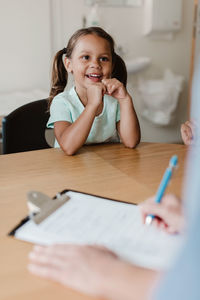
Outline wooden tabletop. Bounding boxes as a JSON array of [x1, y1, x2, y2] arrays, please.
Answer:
[[0, 143, 187, 300]]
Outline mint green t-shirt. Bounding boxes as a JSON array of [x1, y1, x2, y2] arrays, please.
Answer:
[[47, 87, 121, 147]]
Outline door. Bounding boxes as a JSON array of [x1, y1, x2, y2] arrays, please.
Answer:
[[189, 0, 200, 113], [194, 0, 200, 65]]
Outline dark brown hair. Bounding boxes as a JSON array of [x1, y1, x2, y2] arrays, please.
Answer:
[[48, 27, 127, 108]]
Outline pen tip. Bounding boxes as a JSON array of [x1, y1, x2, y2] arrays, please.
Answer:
[[145, 216, 153, 226]]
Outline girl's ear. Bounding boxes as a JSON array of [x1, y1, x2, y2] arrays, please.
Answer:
[[64, 57, 73, 73]]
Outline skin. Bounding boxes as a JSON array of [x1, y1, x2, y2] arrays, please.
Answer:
[[139, 194, 184, 234], [180, 120, 194, 145], [54, 34, 140, 155], [28, 194, 183, 299], [28, 244, 158, 300]]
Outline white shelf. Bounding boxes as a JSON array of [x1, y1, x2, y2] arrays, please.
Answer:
[[85, 0, 142, 7]]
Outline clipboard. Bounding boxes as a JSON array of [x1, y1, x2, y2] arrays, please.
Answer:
[[8, 189, 134, 236], [8, 189, 182, 271]]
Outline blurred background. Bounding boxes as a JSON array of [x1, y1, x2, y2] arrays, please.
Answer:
[[0, 0, 199, 149]]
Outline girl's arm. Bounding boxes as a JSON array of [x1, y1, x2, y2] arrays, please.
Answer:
[[102, 79, 140, 148], [54, 84, 105, 155], [117, 94, 140, 148], [54, 105, 96, 155]]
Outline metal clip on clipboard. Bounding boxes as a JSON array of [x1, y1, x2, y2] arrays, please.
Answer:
[[27, 191, 70, 224]]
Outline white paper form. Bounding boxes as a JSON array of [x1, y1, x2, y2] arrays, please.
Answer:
[[14, 191, 183, 270]]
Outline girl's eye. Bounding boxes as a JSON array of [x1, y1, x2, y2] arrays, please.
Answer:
[[100, 57, 109, 62], [82, 55, 90, 60]]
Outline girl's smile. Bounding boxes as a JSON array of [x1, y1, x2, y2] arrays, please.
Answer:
[[85, 72, 103, 82]]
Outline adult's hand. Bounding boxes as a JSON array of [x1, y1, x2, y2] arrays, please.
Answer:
[[140, 194, 184, 234], [28, 243, 157, 300]]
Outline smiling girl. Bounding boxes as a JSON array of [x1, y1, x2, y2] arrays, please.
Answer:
[[47, 27, 140, 155]]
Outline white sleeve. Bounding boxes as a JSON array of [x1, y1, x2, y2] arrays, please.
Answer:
[[47, 95, 72, 128]]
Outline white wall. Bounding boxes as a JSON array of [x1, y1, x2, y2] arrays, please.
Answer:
[[0, 0, 194, 143], [0, 0, 51, 92], [0, 0, 52, 115]]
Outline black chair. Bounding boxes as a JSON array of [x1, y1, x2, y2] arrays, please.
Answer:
[[2, 99, 51, 154]]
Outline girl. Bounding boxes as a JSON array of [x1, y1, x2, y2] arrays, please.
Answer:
[[47, 27, 140, 155]]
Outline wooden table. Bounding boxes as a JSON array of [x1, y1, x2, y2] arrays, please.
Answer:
[[0, 143, 187, 300]]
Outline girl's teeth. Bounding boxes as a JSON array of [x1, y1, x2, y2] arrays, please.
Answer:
[[88, 74, 100, 78]]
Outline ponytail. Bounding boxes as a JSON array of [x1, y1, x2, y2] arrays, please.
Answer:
[[112, 54, 127, 87], [48, 48, 67, 110]]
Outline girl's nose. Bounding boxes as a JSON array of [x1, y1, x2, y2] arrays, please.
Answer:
[[90, 59, 101, 69]]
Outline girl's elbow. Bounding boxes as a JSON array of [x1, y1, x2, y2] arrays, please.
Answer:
[[62, 145, 77, 156], [125, 142, 138, 149], [64, 149, 76, 156], [60, 138, 83, 155], [124, 136, 140, 149]]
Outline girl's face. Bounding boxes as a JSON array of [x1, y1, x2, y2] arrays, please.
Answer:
[[64, 34, 112, 95]]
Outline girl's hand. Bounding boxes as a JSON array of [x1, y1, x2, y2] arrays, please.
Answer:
[[86, 82, 106, 109], [181, 121, 194, 145], [28, 244, 118, 297], [139, 194, 184, 234], [102, 78, 129, 102]]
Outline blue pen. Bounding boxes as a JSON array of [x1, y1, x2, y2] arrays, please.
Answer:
[[145, 155, 178, 226]]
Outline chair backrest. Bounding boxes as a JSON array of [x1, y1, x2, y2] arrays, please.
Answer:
[[2, 99, 51, 154]]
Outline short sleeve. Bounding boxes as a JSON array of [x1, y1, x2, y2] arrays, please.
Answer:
[[116, 101, 120, 122], [47, 96, 72, 128]]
